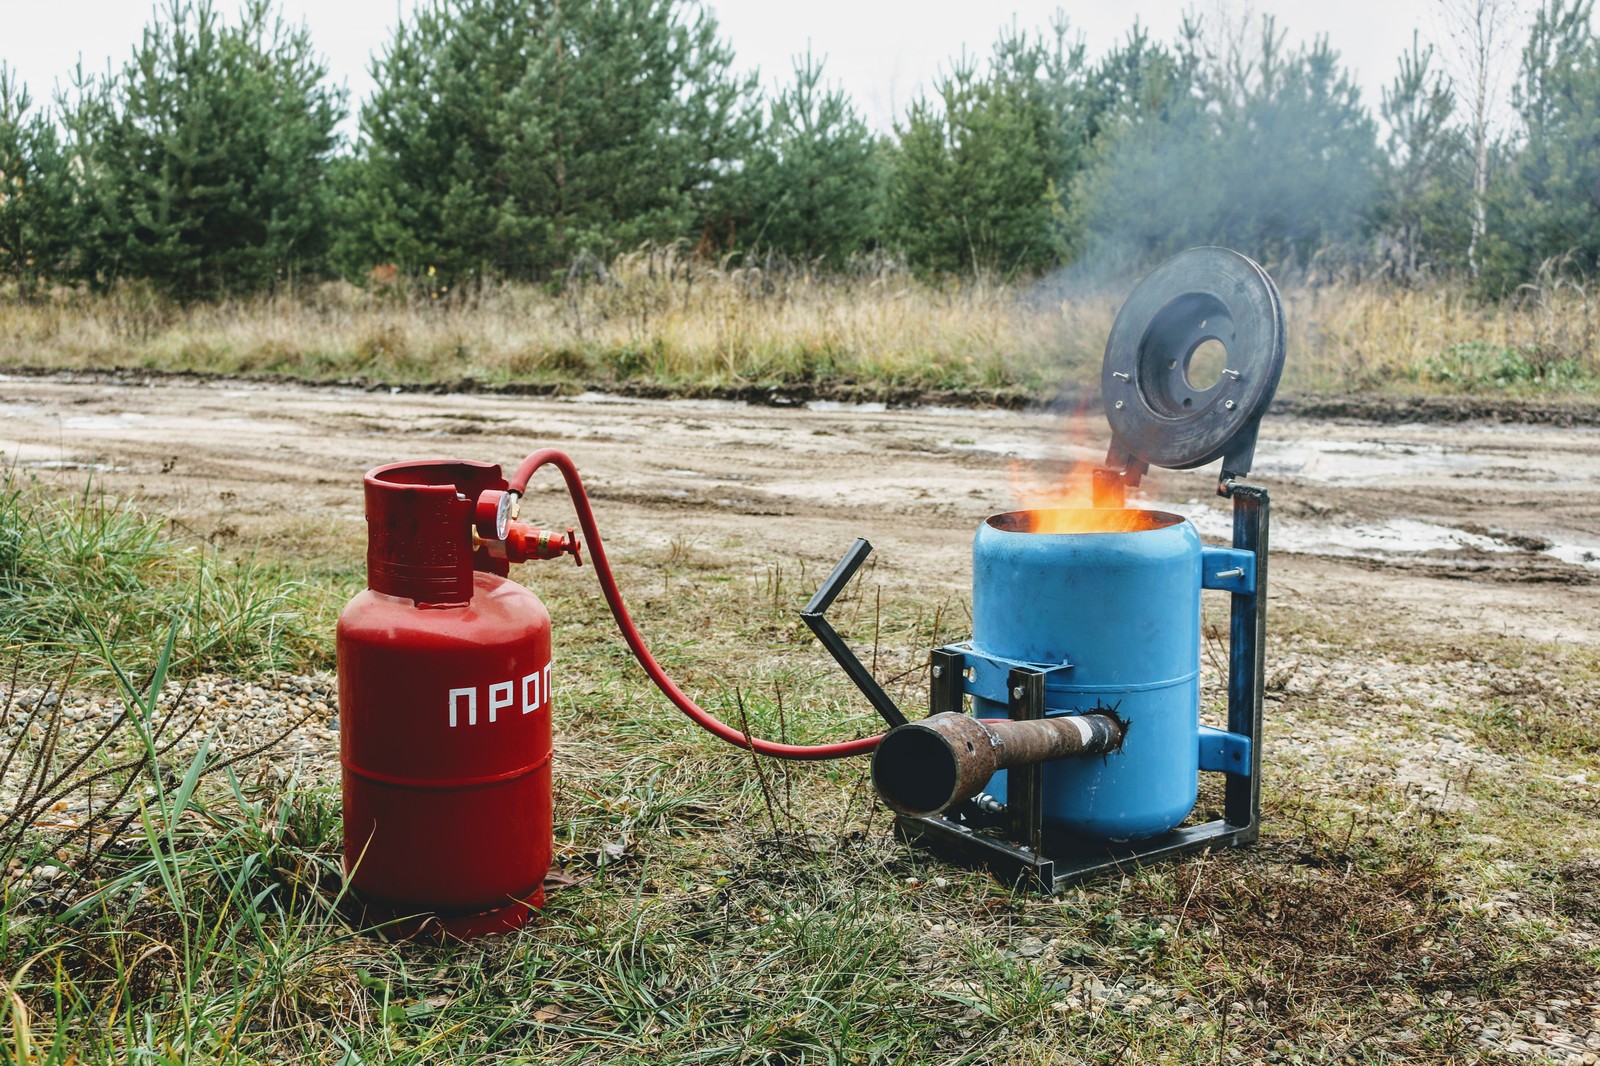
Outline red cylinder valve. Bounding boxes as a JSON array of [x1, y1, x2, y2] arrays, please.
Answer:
[[485, 522, 583, 566]]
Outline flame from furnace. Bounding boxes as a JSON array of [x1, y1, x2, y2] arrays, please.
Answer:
[[1005, 413, 1154, 535]]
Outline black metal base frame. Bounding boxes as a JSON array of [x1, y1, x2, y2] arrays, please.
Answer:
[[902, 484, 1270, 894], [894, 814, 1257, 895]]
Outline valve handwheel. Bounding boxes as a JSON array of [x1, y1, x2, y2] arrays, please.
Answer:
[[1101, 246, 1285, 487]]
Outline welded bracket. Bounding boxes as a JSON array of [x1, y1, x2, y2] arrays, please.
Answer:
[[1007, 667, 1047, 856], [929, 647, 965, 715], [1201, 546, 1256, 593], [931, 643, 1072, 706], [1198, 724, 1251, 775]]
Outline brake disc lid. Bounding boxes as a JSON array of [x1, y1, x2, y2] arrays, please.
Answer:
[[1101, 247, 1285, 478]]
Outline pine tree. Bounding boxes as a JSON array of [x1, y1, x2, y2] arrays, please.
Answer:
[[0, 67, 77, 295], [1076, 21, 1199, 145], [1072, 15, 1379, 274], [887, 21, 1087, 276], [1374, 34, 1471, 280], [738, 51, 883, 265], [1495, 0, 1600, 283], [68, 0, 343, 297], [345, 0, 757, 281], [336, 0, 534, 280], [1056, 22, 1200, 268]]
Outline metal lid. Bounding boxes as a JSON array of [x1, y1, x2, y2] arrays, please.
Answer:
[[1101, 247, 1285, 480]]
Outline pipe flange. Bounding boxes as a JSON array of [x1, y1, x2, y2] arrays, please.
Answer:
[[1101, 247, 1285, 473]]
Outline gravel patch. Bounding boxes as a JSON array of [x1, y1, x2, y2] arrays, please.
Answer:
[[1, 671, 340, 857]]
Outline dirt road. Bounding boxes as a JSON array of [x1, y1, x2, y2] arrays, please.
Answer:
[[2, 373, 1598, 648]]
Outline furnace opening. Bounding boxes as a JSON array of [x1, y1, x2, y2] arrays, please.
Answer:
[[987, 508, 1186, 535]]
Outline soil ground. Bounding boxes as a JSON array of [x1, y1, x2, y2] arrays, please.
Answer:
[[4, 372, 1600, 1060], [2, 372, 1597, 648]]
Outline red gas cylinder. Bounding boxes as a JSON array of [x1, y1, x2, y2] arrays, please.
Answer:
[[338, 459, 553, 937]]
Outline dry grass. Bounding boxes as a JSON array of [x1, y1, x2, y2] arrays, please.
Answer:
[[1286, 274, 1600, 392], [3, 248, 1597, 400], [0, 251, 1094, 399]]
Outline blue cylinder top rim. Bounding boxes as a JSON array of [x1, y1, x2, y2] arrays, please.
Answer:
[[985, 508, 1188, 536]]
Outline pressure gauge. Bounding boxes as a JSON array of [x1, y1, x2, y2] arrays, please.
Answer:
[[475, 489, 513, 541]]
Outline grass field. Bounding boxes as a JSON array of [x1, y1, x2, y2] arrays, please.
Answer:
[[2, 251, 1598, 402], [3, 254, 1598, 1059], [1, 459, 1597, 1063]]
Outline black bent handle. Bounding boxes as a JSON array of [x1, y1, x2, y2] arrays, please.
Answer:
[[800, 539, 909, 730]]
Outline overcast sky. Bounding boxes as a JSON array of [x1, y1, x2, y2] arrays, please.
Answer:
[[0, 0, 1569, 135]]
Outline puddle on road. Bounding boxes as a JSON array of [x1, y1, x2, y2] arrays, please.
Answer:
[[16, 458, 125, 473], [569, 391, 747, 412], [1250, 438, 1579, 486], [1252, 439, 1479, 483], [948, 433, 1574, 483], [1544, 541, 1600, 568], [61, 413, 149, 431], [806, 400, 888, 414], [1162, 500, 1600, 571]]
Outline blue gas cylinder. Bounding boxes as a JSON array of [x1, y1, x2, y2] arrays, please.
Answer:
[[970, 508, 1202, 841]]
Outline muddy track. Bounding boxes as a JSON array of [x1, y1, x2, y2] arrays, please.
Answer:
[[2, 372, 1597, 650], [1273, 391, 1600, 426], [5, 365, 1599, 426]]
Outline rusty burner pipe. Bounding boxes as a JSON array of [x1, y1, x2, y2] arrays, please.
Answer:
[[871, 712, 1124, 818]]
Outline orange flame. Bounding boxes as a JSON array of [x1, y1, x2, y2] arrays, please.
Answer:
[[1004, 411, 1152, 534]]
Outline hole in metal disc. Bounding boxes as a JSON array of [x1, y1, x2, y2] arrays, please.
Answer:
[[1134, 292, 1232, 418], [1182, 397, 1193, 408], [1186, 338, 1228, 391]]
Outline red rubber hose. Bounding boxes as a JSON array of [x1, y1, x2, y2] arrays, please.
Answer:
[[509, 449, 883, 761]]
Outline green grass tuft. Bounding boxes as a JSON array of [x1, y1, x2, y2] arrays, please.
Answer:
[[0, 467, 327, 680], [1418, 340, 1599, 391]]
